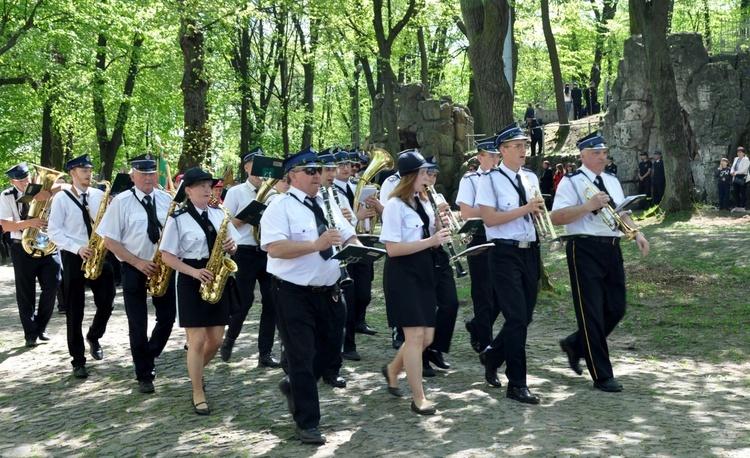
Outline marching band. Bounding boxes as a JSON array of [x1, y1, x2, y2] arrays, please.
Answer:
[[0, 127, 650, 443]]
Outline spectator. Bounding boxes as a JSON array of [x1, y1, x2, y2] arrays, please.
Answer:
[[652, 151, 665, 205], [528, 117, 543, 156], [604, 156, 618, 175], [731, 147, 750, 210], [571, 83, 583, 120], [563, 84, 573, 119], [584, 81, 599, 116], [716, 158, 731, 211], [565, 163, 577, 173], [524, 103, 535, 123], [539, 161, 554, 209], [211, 180, 224, 203], [553, 163, 565, 191], [638, 152, 653, 207]]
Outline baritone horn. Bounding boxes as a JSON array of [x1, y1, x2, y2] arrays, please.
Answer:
[[581, 178, 639, 241], [21, 164, 65, 257], [353, 148, 394, 234]]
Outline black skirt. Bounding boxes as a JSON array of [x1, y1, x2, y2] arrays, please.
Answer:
[[383, 248, 437, 328], [177, 259, 230, 328]]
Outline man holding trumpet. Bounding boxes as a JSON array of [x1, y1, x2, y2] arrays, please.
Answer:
[[550, 133, 650, 393]]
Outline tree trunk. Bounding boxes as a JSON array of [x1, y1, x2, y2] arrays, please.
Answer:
[[459, 0, 514, 134], [179, 16, 210, 171], [294, 16, 319, 149], [417, 27, 429, 95], [588, 0, 618, 88], [541, 0, 569, 150], [630, 0, 692, 212]]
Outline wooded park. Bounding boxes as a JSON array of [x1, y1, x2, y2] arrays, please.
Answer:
[[2, 0, 749, 212]]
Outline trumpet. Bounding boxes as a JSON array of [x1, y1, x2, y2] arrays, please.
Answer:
[[581, 178, 639, 241], [425, 185, 468, 278], [430, 187, 473, 245], [529, 186, 561, 250]]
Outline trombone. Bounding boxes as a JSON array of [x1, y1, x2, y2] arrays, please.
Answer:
[[529, 185, 561, 250], [580, 178, 639, 241]]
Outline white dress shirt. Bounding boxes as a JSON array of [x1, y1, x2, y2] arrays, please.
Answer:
[[222, 179, 259, 246], [455, 166, 492, 209], [95, 187, 173, 262], [379, 196, 435, 243], [260, 185, 355, 287], [48, 185, 105, 254], [0, 185, 27, 240], [331, 179, 357, 226], [379, 173, 400, 207], [551, 165, 624, 237], [475, 162, 539, 242], [159, 204, 240, 260]]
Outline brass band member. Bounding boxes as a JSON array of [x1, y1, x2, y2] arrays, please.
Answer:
[[456, 140, 503, 360], [476, 125, 545, 404], [160, 167, 239, 415], [380, 151, 451, 416], [0, 162, 60, 347], [220, 148, 280, 368], [261, 148, 360, 444], [48, 154, 116, 379], [550, 133, 650, 392], [96, 155, 176, 393]]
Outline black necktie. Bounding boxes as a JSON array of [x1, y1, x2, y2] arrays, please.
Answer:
[[201, 210, 217, 249], [414, 200, 431, 239], [306, 196, 333, 260], [345, 186, 354, 207], [80, 192, 92, 237], [595, 176, 618, 209], [516, 174, 530, 222], [143, 195, 160, 244]]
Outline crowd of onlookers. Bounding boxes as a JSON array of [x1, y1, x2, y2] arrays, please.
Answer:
[[718, 146, 750, 211]]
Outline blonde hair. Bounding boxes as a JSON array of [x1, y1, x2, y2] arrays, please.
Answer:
[[390, 172, 426, 209]]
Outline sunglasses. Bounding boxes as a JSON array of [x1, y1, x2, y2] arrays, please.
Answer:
[[293, 167, 322, 176]]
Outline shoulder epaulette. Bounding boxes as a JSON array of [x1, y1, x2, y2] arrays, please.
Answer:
[[461, 172, 478, 179], [170, 207, 188, 218], [386, 175, 400, 182], [565, 170, 583, 178], [521, 166, 534, 173], [603, 170, 616, 177], [2, 188, 14, 196]]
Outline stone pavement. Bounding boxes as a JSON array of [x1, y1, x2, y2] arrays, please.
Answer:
[[0, 263, 749, 457]]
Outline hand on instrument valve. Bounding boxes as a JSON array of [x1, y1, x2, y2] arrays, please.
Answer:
[[583, 191, 610, 212], [430, 228, 452, 247], [364, 195, 384, 215], [437, 201, 450, 214], [340, 207, 353, 221], [138, 259, 158, 277], [222, 236, 238, 255], [314, 228, 343, 251], [192, 268, 214, 285], [27, 217, 47, 230], [33, 190, 52, 202], [525, 196, 547, 216], [355, 206, 375, 220], [78, 246, 94, 261]]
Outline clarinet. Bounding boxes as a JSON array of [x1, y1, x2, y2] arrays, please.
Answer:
[[424, 185, 468, 278], [319, 185, 354, 287]]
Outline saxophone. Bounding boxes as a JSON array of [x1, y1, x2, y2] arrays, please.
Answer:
[[199, 204, 239, 304], [82, 180, 112, 280], [147, 198, 183, 297]]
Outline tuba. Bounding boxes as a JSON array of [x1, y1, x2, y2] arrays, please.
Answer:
[[199, 204, 239, 304], [353, 148, 394, 234], [21, 164, 65, 257], [81, 180, 112, 279], [147, 195, 184, 297]]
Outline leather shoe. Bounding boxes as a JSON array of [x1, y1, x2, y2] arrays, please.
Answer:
[[594, 378, 623, 392], [73, 365, 89, 379], [465, 321, 481, 353], [220, 338, 235, 362], [425, 348, 450, 369], [410, 401, 436, 415], [322, 375, 347, 388], [381, 364, 404, 397], [258, 353, 281, 368], [422, 359, 436, 377], [355, 322, 378, 335], [192, 398, 210, 415], [25, 339, 38, 348], [484, 362, 501, 388], [38, 332, 50, 341], [138, 380, 155, 394], [86, 337, 103, 361], [506, 386, 540, 405], [278, 377, 295, 414], [559, 339, 583, 375], [341, 350, 361, 361], [295, 426, 326, 444]]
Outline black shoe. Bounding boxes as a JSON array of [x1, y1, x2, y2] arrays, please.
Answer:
[[465, 321, 481, 353], [506, 386, 540, 405], [73, 365, 89, 379], [183, 342, 189, 351], [192, 398, 210, 415], [484, 363, 501, 388], [220, 338, 235, 362], [86, 337, 103, 361], [392, 340, 404, 350], [138, 380, 155, 394], [422, 359, 436, 378], [559, 339, 583, 375], [410, 401, 436, 415], [259, 353, 281, 368], [295, 426, 326, 444], [58, 309, 66, 314], [594, 378, 623, 392], [355, 323, 378, 335], [322, 375, 347, 388], [25, 339, 38, 348], [341, 350, 361, 361], [278, 377, 295, 415], [425, 348, 450, 369], [38, 332, 50, 341], [381, 364, 404, 397]]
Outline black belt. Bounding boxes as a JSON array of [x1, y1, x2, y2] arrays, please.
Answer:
[[571, 235, 620, 246], [273, 276, 338, 293], [492, 239, 539, 249], [12, 239, 21, 244], [236, 245, 264, 253], [182, 258, 209, 268]]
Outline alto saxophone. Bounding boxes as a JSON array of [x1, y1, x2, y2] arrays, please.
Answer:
[[199, 204, 239, 304], [147, 198, 183, 297], [82, 180, 112, 280]]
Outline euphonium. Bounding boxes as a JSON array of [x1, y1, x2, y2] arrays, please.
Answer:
[[250, 177, 280, 243], [581, 178, 639, 241], [199, 204, 239, 304], [21, 164, 65, 257], [82, 180, 112, 279], [353, 148, 394, 234], [147, 198, 184, 297]]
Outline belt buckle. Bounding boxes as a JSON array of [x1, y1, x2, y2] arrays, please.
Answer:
[[310, 286, 326, 293], [518, 241, 530, 249]]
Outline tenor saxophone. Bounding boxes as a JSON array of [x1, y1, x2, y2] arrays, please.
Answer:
[[199, 204, 239, 304], [82, 180, 112, 280]]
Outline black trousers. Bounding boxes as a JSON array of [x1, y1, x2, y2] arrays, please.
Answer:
[[733, 181, 748, 208], [652, 181, 665, 206], [227, 246, 276, 355], [121, 262, 176, 382], [61, 250, 116, 367], [272, 278, 345, 429], [10, 242, 59, 341], [485, 243, 540, 388], [430, 247, 459, 353], [466, 234, 502, 350], [562, 238, 626, 382], [343, 261, 373, 352]]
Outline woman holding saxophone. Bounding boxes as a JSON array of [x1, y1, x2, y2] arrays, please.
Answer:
[[159, 167, 239, 415]]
